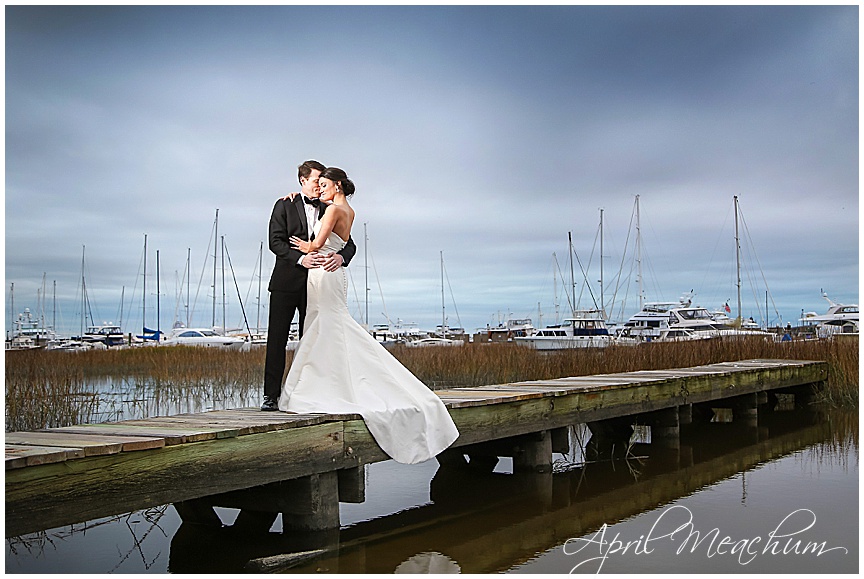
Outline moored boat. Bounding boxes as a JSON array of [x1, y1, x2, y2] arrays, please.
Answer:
[[515, 310, 611, 350], [800, 293, 859, 338], [162, 327, 247, 350], [81, 324, 126, 347], [404, 337, 465, 347]]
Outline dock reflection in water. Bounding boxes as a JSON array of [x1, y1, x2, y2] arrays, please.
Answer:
[[6, 406, 857, 574]]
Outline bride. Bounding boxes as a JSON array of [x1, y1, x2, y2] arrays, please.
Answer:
[[279, 167, 459, 465]]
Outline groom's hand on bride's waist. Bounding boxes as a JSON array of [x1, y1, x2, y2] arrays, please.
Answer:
[[301, 253, 324, 269], [320, 253, 344, 272]]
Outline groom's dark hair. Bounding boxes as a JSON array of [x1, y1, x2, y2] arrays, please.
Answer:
[[298, 160, 326, 185]]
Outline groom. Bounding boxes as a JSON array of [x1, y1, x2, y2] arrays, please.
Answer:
[[261, 160, 357, 411]]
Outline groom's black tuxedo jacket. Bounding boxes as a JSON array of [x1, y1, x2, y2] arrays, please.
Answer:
[[267, 195, 357, 294]]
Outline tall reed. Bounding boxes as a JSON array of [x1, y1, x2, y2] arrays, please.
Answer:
[[5, 347, 266, 431], [5, 337, 857, 432]]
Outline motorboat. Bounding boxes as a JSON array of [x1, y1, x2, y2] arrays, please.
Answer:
[[7, 308, 57, 348], [616, 299, 686, 342], [515, 310, 612, 350], [431, 324, 468, 341], [5, 335, 42, 350], [162, 328, 247, 350], [45, 338, 96, 352], [226, 327, 268, 348], [81, 324, 126, 347], [474, 318, 536, 343], [404, 337, 464, 347], [800, 294, 859, 338]]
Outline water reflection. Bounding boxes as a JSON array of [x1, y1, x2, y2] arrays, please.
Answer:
[[5, 406, 857, 574], [87, 377, 260, 423]]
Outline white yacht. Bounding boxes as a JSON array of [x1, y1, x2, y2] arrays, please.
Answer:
[[81, 324, 126, 347], [800, 294, 859, 338], [515, 310, 612, 350], [162, 327, 247, 350], [404, 337, 465, 348], [616, 295, 694, 342], [6, 308, 57, 348]]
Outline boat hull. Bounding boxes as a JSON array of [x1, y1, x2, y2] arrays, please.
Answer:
[[514, 336, 611, 350]]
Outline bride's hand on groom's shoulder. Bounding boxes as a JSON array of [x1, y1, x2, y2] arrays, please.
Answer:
[[282, 192, 299, 201]]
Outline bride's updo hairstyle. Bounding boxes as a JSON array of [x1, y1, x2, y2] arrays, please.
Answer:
[[321, 167, 355, 197]]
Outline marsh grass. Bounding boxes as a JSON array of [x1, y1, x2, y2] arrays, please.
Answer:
[[5, 347, 265, 432], [393, 336, 858, 399], [5, 337, 857, 431]]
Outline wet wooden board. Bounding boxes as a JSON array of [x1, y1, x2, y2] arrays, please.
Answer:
[[47, 423, 231, 445], [6, 431, 164, 456], [6, 444, 86, 469]]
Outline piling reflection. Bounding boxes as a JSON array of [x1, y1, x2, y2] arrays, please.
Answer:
[[160, 405, 837, 573]]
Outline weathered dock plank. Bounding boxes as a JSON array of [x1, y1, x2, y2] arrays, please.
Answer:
[[6, 444, 85, 469], [5, 432, 165, 456], [47, 423, 232, 444]]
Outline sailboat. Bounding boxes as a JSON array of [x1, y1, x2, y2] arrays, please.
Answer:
[[515, 233, 613, 350], [410, 252, 464, 347]]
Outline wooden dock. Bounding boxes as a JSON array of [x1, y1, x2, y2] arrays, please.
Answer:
[[5, 359, 826, 537]]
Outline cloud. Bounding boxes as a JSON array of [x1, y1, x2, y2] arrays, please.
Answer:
[[5, 5, 858, 335]]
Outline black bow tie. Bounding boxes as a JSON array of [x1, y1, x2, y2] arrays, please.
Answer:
[[303, 196, 321, 208]]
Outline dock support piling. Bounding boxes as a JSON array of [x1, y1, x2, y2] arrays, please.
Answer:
[[678, 404, 693, 426], [732, 393, 759, 429], [646, 407, 680, 449], [337, 466, 366, 504], [281, 472, 340, 532], [512, 430, 553, 474]]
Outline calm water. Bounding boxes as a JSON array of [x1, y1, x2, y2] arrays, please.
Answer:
[[5, 398, 858, 574]]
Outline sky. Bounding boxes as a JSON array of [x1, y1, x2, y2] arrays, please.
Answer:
[[5, 4, 859, 337]]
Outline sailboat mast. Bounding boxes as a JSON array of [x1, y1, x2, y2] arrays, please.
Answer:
[[364, 223, 369, 327], [734, 195, 742, 324], [53, 280, 57, 331], [213, 209, 219, 328], [599, 208, 605, 320], [187, 248, 192, 328], [256, 242, 262, 333], [441, 251, 446, 334], [635, 195, 643, 311], [221, 235, 226, 333], [156, 249, 161, 339], [81, 245, 86, 336], [40, 272, 46, 330], [568, 232, 575, 318], [143, 234, 147, 335]]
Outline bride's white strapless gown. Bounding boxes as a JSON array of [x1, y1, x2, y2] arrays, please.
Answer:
[[278, 226, 460, 464]]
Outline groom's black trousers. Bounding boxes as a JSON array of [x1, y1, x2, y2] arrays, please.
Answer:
[[263, 289, 306, 400]]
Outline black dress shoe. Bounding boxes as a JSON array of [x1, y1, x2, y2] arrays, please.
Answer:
[[261, 396, 278, 411]]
